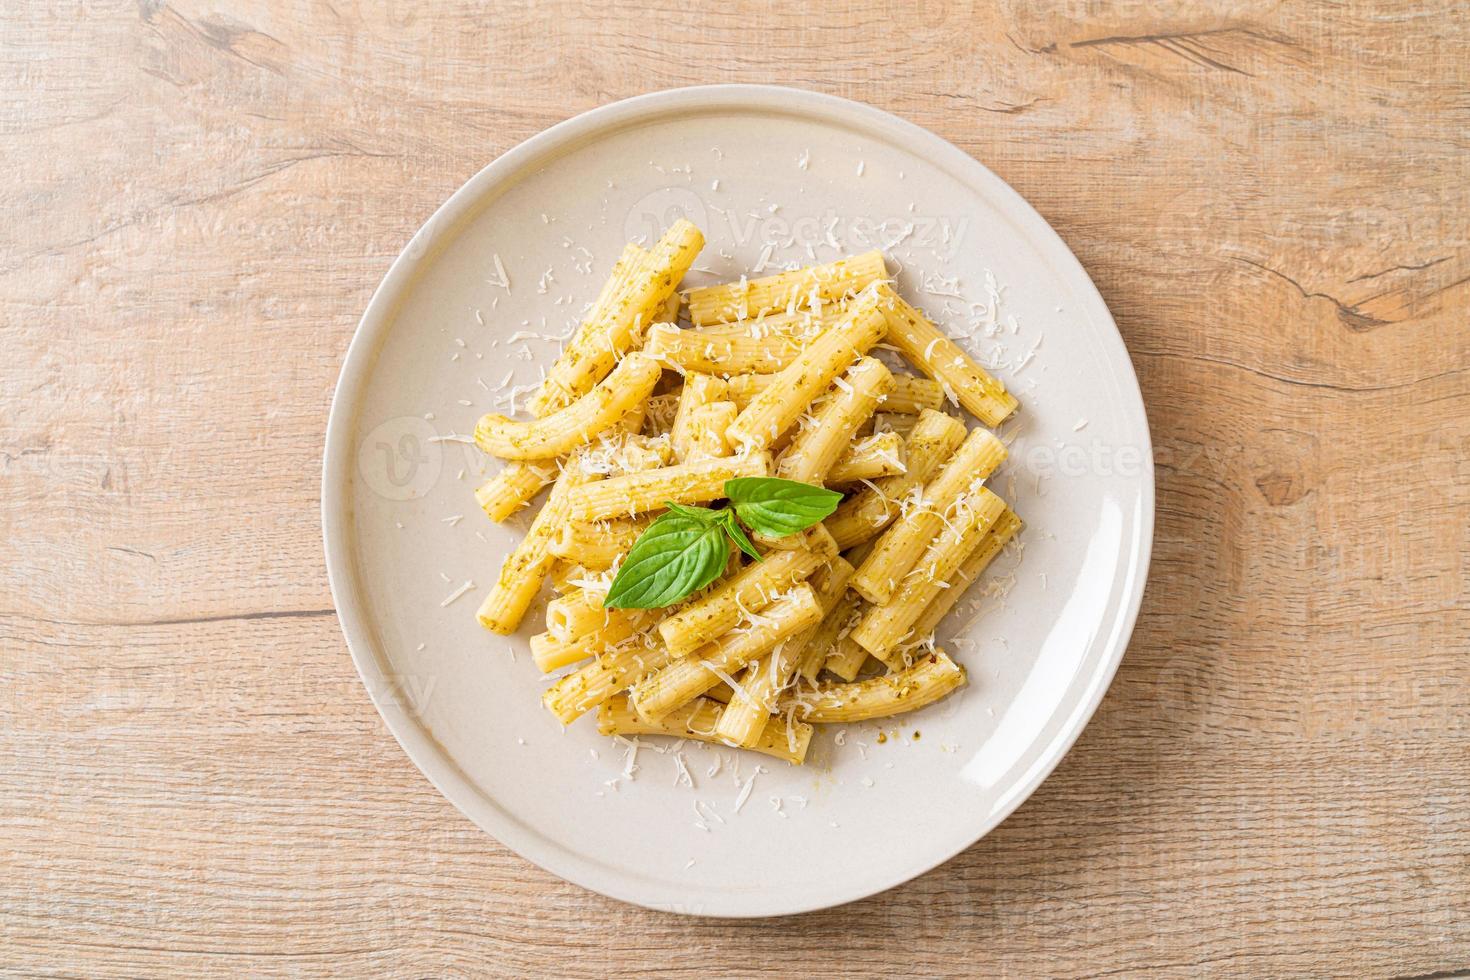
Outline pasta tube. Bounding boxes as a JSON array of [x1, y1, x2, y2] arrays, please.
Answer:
[[869, 412, 920, 438], [713, 558, 854, 748], [825, 432, 905, 485], [775, 356, 893, 484], [598, 695, 812, 765], [824, 633, 876, 682], [524, 244, 642, 420], [657, 525, 837, 656], [693, 302, 846, 338], [794, 590, 863, 683], [725, 371, 940, 415], [542, 636, 673, 724], [908, 508, 1022, 639], [576, 432, 675, 477], [548, 561, 593, 595], [475, 353, 662, 460], [685, 251, 887, 325], [722, 373, 769, 411], [851, 488, 1006, 659], [630, 585, 823, 721], [547, 516, 650, 570], [474, 460, 558, 523], [850, 426, 1007, 604], [726, 290, 887, 451], [529, 222, 703, 415], [545, 587, 610, 642], [668, 373, 728, 462], [825, 410, 967, 550], [684, 401, 737, 461], [874, 283, 1017, 426], [646, 323, 808, 375], [531, 608, 655, 673], [645, 304, 848, 375], [786, 651, 966, 723], [559, 452, 769, 521], [476, 458, 598, 634], [882, 376, 945, 414]]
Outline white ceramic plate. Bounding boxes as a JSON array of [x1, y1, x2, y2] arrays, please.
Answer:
[[323, 85, 1153, 917]]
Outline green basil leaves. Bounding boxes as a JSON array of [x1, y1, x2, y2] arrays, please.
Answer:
[[602, 507, 730, 610], [602, 477, 842, 609], [725, 477, 842, 537]]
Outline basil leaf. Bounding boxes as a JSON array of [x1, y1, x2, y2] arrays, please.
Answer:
[[720, 510, 763, 562], [665, 501, 724, 525], [604, 510, 731, 609], [724, 477, 843, 537]]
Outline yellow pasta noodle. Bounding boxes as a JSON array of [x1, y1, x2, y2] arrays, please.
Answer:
[[874, 283, 1017, 426], [713, 558, 854, 748], [598, 695, 812, 765], [657, 525, 837, 656], [529, 222, 703, 415], [869, 412, 920, 438], [668, 373, 727, 462], [775, 356, 893, 484], [524, 243, 643, 420], [542, 635, 673, 725], [545, 587, 611, 643], [630, 585, 823, 721], [693, 302, 846, 339], [793, 590, 863, 684], [474, 460, 558, 523], [646, 323, 804, 375], [882, 375, 945, 414], [908, 507, 1022, 640], [726, 290, 888, 451], [786, 651, 967, 723], [849, 426, 1007, 604], [726, 373, 939, 418], [547, 516, 650, 571], [825, 410, 968, 550], [530, 608, 655, 673], [825, 432, 906, 485], [823, 634, 875, 683], [559, 452, 769, 522], [476, 459, 598, 635], [644, 303, 851, 376], [684, 401, 737, 461], [475, 353, 663, 460], [685, 250, 887, 325], [851, 487, 1006, 659]]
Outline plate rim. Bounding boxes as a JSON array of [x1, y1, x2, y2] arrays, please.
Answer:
[[322, 83, 1155, 917]]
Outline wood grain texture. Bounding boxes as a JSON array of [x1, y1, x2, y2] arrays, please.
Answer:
[[3, 0, 1467, 976]]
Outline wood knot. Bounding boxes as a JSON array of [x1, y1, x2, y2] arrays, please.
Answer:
[[1255, 471, 1307, 507]]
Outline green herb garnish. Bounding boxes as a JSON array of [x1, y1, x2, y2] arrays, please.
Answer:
[[602, 477, 842, 609]]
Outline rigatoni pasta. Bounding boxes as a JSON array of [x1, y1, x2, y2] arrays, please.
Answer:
[[528, 223, 703, 416], [685, 250, 887, 325], [560, 452, 770, 521], [849, 426, 1007, 604], [726, 290, 888, 451], [775, 356, 893, 484], [466, 221, 1025, 764], [474, 460, 558, 522], [874, 282, 1018, 426], [825, 431, 906, 485], [474, 352, 662, 459]]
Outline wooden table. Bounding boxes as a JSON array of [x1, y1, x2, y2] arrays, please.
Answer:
[[4, 2, 1466, 976]]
